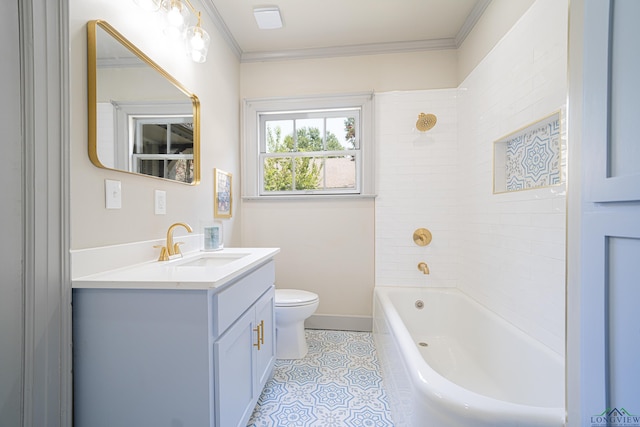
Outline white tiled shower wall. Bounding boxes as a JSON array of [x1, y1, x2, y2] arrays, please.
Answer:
[[375, 0, 567, 355], [375, 89, 460, 289]]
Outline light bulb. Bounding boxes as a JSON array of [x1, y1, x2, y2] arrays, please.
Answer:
[[189, 30, 204, 50], [185, 25, 210, 63], [167, 6, 184, 27], [191, 51, 205, 62]]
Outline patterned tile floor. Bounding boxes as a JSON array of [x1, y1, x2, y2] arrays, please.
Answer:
[[247, 330, 395, 427]]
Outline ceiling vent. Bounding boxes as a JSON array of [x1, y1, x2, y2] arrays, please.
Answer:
[[253, 7, 283, 30]]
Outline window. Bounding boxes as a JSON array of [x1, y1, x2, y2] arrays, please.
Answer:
[[131, 116, 194, 183], [243, 93, 375, 198]]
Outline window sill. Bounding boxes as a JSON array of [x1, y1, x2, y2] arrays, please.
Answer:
[[242, 193, 377, 201]]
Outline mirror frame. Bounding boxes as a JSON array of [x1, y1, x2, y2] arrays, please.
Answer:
[[87, 19, 201, 185]]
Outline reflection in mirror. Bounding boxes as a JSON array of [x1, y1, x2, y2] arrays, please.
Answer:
[[87, 20, 200, 184]]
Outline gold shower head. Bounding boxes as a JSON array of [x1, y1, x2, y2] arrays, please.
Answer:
[[416, 113, 437, 132]]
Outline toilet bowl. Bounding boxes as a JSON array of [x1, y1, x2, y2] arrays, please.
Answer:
[[274, 289, 319, 359]]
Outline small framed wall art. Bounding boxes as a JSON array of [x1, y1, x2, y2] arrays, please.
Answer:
[[214, 168, 232, 218]]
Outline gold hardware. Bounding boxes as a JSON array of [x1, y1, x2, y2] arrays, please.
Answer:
[[418, 262, 430, 275], [413, 228, 432, 246], [154, 245, 169, 261], [259, 320, 265, 346], [253, 320, 264, 350], [416, 113, 437, 132], [156, 222, 193, 261]]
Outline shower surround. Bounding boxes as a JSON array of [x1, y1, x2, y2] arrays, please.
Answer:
[[375, 0, 568, 357]]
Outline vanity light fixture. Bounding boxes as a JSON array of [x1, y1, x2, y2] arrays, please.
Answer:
[[253, 7, 283, 30], [161, 0, 191, 39], [134, 0, 211, 63], [185, 11, 210, 63]]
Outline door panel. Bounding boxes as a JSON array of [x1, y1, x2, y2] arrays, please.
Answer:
[[214, 308, 255, 427], [586, 0, 640, 202], [581, 0, 640, 423], [609, 1, 640, 178], [607, 236, 640, 406]]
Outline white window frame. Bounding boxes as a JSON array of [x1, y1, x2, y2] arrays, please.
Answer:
[[111, 100, 193, 171], [242, 93, 376, 199]]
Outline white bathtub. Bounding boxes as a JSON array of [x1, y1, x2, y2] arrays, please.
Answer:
[[373, 286, 565, 427]]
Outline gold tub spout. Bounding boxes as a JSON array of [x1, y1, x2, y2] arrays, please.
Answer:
[[418, 262, 430, 275]]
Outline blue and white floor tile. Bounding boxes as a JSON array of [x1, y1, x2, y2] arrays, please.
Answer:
[[248, 330, 395, 427]]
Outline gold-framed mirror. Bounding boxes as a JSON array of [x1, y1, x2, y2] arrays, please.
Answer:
[[87, 20, 200, 185]]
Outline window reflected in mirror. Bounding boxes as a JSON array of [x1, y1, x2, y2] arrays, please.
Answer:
[[87, 20, 200, 185]]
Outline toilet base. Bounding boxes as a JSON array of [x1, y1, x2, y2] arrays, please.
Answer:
[[276, 322, 308, 359]]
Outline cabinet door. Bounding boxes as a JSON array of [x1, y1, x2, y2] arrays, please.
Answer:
[[214, 308, 256, 427], [254, 287, 276, 389]]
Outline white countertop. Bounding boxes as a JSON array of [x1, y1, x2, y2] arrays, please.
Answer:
[[72, 247, 280, 290]]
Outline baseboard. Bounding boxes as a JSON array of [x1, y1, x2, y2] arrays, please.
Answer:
[[305, 314, 372, 332]]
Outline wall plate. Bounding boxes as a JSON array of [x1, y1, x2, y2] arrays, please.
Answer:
[[105, 179, 121, 209], [155, 190, 166, 215]]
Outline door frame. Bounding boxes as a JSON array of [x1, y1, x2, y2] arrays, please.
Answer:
[[18, 0, 71, 425]]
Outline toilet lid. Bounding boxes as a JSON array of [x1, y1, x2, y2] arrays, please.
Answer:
[[275, 289, 319, 307]]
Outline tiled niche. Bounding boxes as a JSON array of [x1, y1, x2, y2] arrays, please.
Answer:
[[493, 111, 562, 193]]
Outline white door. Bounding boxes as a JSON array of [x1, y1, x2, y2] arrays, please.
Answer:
[[0, 1, 23, 425], [581, 0, 640, 424]]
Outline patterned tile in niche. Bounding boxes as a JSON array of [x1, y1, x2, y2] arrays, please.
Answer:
[[503, 112, 561, 191], [247, 330, 394, 427]]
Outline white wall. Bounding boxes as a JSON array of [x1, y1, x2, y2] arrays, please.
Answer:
[[375, 0, 568, 355], [457, 0, 568, 355], [240, 51, 457, 325], [70, 0, 240, 250], [375, 89, 460, 288], [457, 0, 536, 83], [239, 2, 544, 326]]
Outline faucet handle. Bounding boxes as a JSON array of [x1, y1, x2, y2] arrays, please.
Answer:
[[418, 262, 430, 275], [173, 242, 185, 256], [154, 245, 169, 261]]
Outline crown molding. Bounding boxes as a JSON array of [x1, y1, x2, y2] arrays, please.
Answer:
[[455, 0, 492, 47], [200, 0, 242, 59], [202, 0, 491, 63], [240, 38, 457, 63]]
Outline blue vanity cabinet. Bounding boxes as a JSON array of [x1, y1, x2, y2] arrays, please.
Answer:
[[72, 260, 276, 427], [213, 287, 275, 427]]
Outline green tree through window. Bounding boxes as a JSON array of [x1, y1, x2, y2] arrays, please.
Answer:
[[264, 123, 348, 191]]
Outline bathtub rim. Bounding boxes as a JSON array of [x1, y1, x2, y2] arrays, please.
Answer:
[[373, 285, 566, 425]]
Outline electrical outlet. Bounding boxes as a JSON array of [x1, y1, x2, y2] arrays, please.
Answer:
[[155, 190, 166, 215], [105, 179, 121, 209]]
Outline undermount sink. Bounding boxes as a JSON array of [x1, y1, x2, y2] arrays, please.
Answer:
[[175, 252, 250, 268]]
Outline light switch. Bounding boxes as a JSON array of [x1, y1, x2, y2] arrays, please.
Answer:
[[105, 179, 122, 209], [155, 190, 166, 215]]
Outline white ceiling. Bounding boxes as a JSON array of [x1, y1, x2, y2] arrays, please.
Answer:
[[201, 0, 491, 62]]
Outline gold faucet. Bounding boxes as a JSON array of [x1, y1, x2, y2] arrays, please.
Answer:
[[418, 262, 430, 275], [156, 222, 193, 261]]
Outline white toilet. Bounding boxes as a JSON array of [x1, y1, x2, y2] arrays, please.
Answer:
[[274, 289, 319, 359]]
